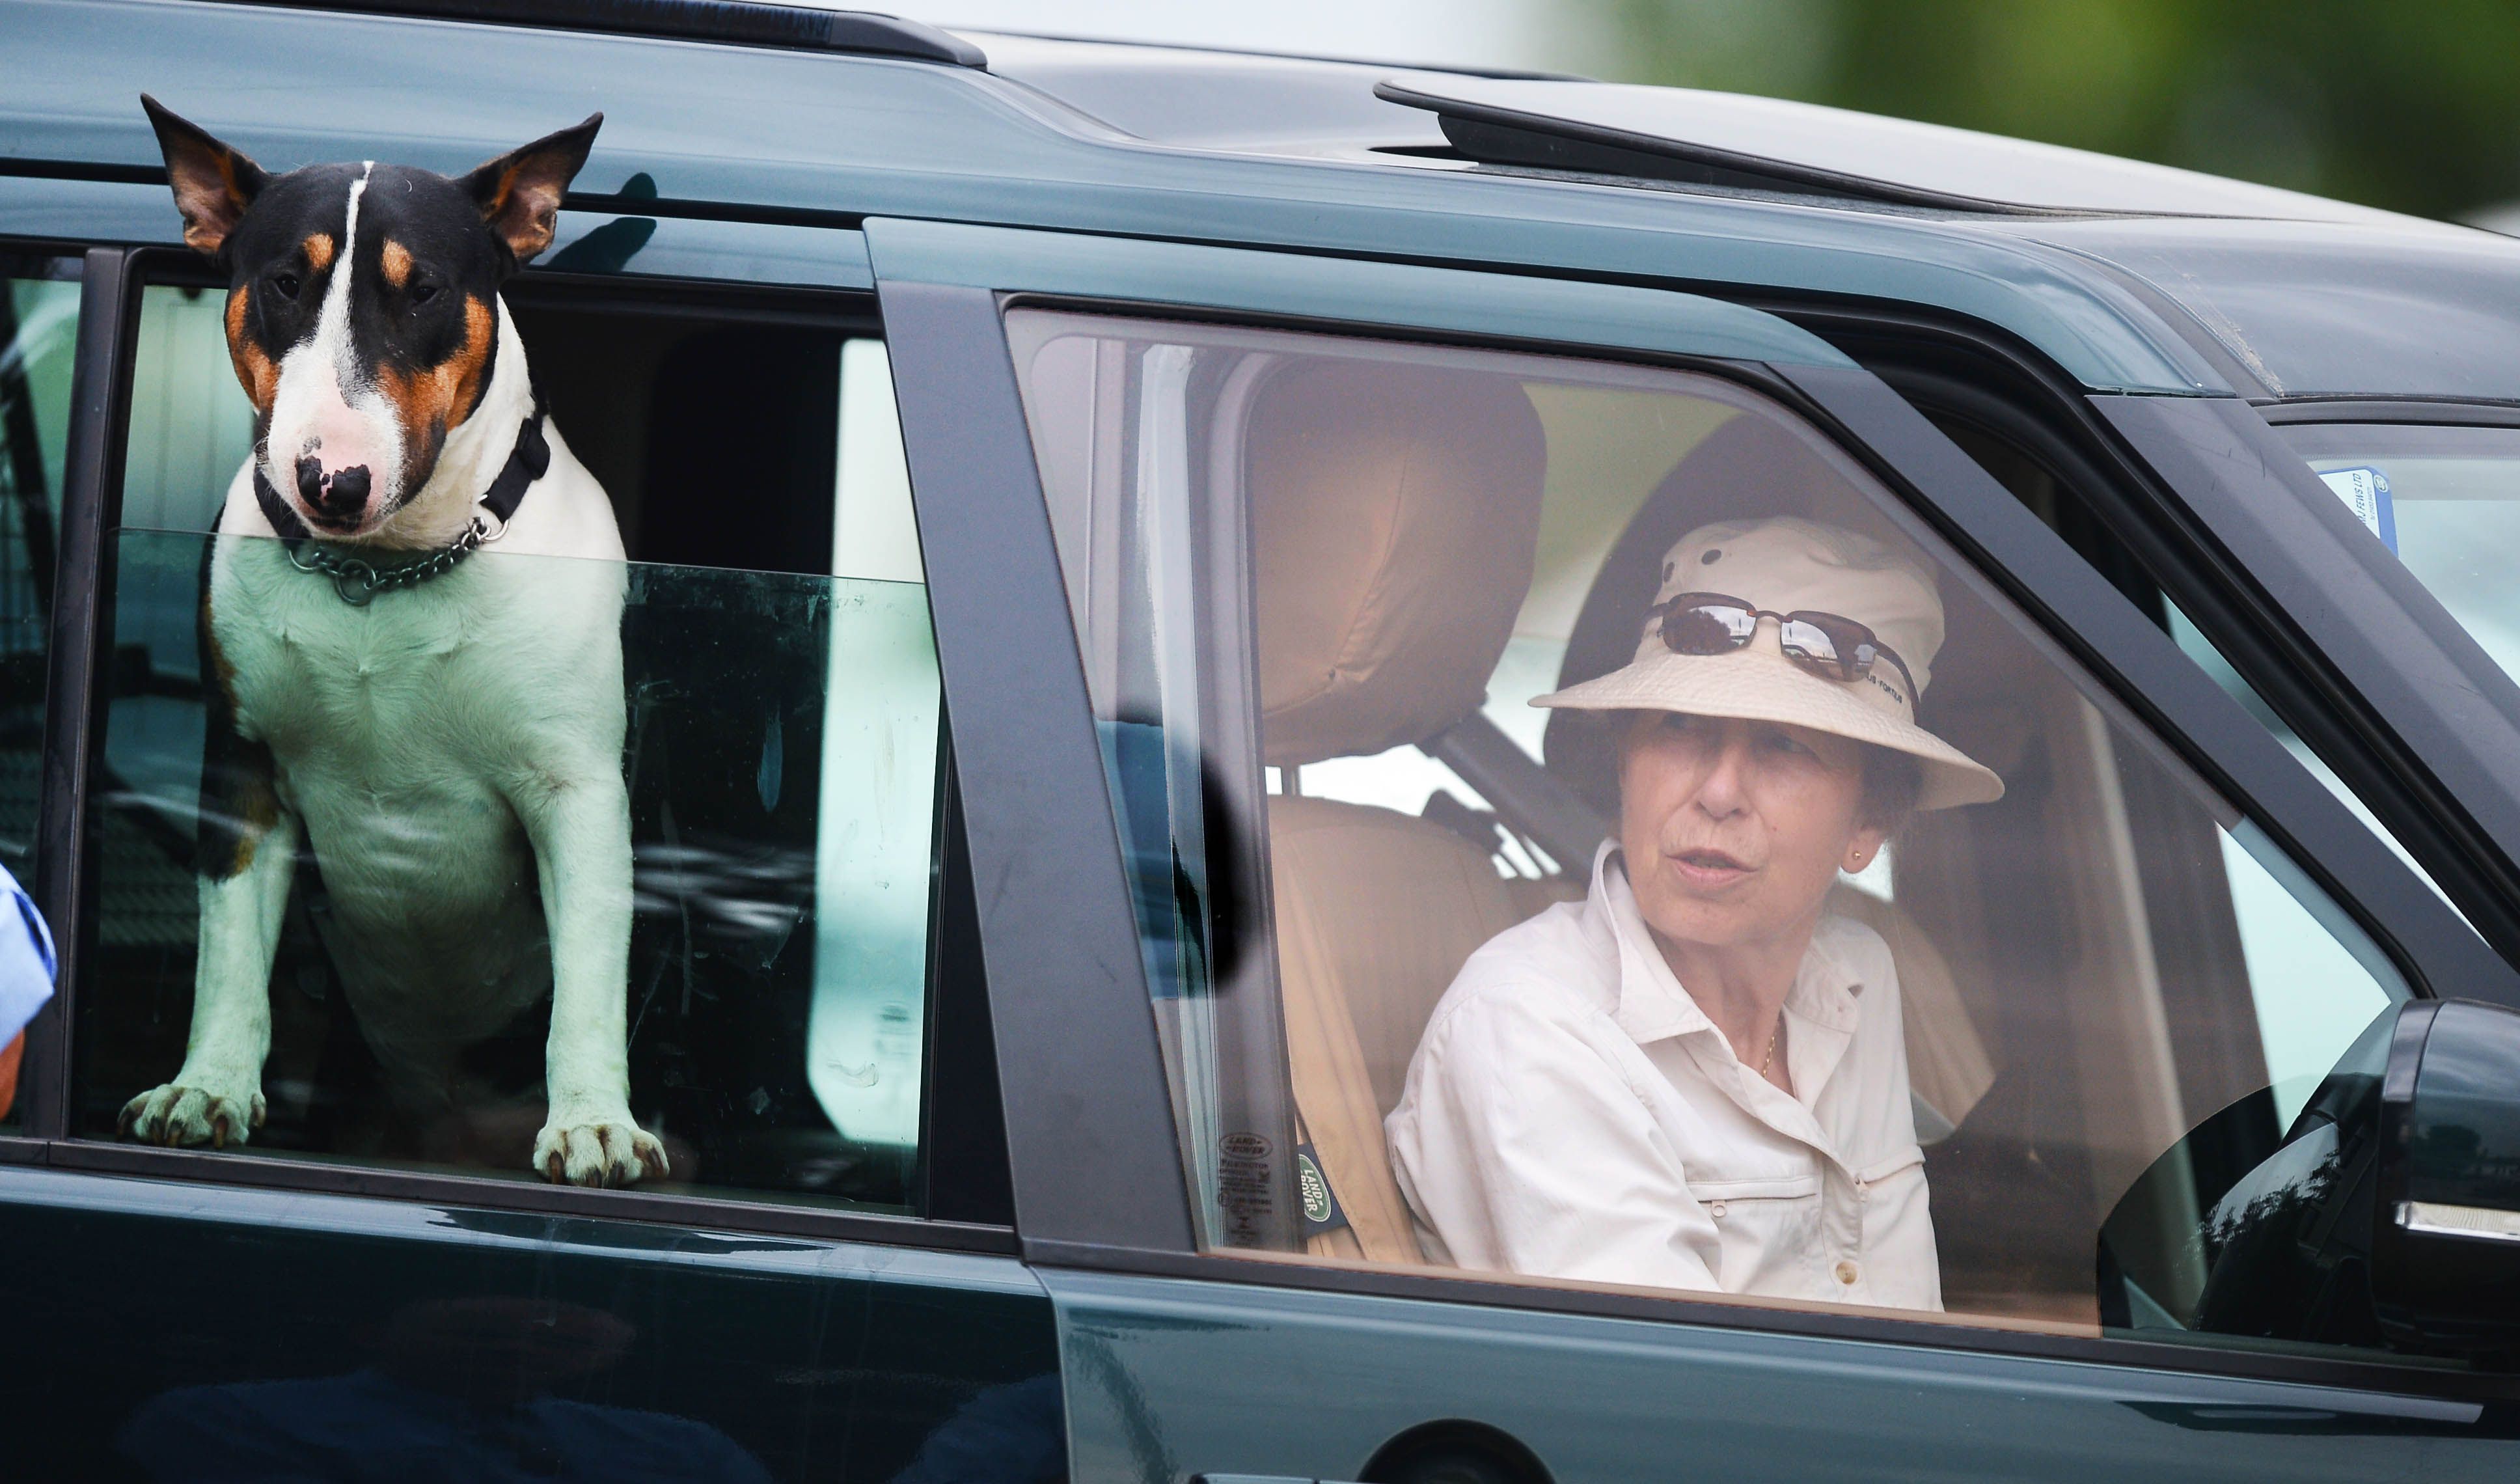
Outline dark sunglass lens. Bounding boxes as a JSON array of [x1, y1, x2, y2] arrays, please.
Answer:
[[1663, 601, 1757, 654], [1778, 617, 1853, 678]]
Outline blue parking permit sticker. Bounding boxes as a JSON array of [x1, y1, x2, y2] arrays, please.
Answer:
[[2318, 465, 2397, 553]]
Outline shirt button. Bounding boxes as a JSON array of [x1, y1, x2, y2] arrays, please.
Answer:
[[1709, 1200, 1727, 1218], [1835, 1259, 1859, 1285]]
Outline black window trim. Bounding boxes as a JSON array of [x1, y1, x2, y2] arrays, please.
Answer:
[[879, 279, 1199, 1256], [2254, 397, 2520, 429], [18, 244, 129, 1145], [879, 266, 2520, 1401], [1774, 361, 2512, 1010], [0, 241, 1028, 1258], [1758, 296, 2520, 976], [2096, 392, 2520, 978]]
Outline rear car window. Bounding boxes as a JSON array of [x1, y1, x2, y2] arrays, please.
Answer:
[[81, 273, 943, 1213]]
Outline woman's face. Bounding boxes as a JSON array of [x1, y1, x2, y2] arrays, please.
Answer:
[[1618, 711, 1886, 954]]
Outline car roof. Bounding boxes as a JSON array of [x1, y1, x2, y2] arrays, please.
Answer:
[[977, 33, 2420, 227], [10, 0, 2520, 404]]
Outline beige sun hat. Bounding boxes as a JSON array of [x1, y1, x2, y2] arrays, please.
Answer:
[[1535, 517, 2004, 810]]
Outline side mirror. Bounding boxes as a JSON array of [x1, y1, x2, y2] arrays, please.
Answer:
[[2099, 996, 2520, 1364], [2373, 998, 2520, 1356]]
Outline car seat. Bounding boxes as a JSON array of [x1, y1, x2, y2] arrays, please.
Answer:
[[1246, 357, 1548, 1263]]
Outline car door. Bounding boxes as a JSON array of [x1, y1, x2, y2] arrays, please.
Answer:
[[873, 219, 2520, 1483], [0, 189, 1061, 1481]]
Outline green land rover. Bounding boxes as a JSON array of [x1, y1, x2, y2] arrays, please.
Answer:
[[7, 3, 2520, 1479]]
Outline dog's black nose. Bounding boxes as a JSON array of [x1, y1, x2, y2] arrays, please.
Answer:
[[296, 457, 371, 519]]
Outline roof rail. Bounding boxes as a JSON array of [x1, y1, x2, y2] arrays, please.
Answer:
[[1373, 77, 2409, 223], [1376, 80, 2004, 213], [228, 1, 987, 68]]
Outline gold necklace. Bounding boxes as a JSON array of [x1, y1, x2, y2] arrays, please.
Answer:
[[1758, 1015, 1784, 1077]]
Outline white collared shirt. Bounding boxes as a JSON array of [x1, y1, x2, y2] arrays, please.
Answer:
[[1386, 845, 1941, 1311]]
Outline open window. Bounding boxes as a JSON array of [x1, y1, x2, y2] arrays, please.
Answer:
[[72, 257, 1009, 1222], [1007, 308, 2413, 1351]]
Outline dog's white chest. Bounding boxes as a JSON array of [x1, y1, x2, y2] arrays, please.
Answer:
[[207, 534, 627, 926], [215, 543, 486, 773]]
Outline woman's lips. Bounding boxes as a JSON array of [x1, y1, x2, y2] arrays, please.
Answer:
[[1667, 847, 1753, 889]]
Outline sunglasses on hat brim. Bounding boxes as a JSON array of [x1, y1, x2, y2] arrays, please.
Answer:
[[1652, 592, 1921, 708]]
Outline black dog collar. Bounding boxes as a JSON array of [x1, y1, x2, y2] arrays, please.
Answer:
[[253, 391, 551, 606]]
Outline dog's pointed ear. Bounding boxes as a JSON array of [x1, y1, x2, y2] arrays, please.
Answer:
[[142, 94, 269, 257], [463, 113, 602, 267]]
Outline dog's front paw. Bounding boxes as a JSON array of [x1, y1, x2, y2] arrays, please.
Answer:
[[118, 1071, 266, 1149], [532, 1109, 668, 1189]]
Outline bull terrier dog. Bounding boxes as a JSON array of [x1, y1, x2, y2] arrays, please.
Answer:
[[120, 96, 664, 1187]]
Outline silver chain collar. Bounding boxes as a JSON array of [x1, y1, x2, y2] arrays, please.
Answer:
[[285, 512, 503, 607]]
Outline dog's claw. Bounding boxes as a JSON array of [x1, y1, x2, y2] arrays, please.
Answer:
[[120, 1076, 262, 1152], [532, 1112, 667, 1189]]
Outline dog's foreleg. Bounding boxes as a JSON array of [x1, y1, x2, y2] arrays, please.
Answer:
[[517, 762, 666, 1187], [120, 726, 297, 1147]]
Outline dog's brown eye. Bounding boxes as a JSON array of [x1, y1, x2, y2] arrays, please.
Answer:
[[409, 281, 439, 306], [270, 271, 301, 300]]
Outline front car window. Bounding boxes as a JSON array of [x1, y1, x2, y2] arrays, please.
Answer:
[[81, 275, 942, 1212], [1008, 309, 2429, 1362]]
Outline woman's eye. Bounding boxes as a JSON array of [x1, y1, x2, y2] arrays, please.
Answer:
[[409, 281, 439, 306], [1654, 713, 1723, 749], [269, 272, 301, 300]]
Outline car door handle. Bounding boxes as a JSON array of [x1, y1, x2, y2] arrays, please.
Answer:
[[1192, 1476, 1366, 1484]]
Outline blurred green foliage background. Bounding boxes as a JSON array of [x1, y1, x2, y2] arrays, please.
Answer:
[[1569, 1, 2520, 221]]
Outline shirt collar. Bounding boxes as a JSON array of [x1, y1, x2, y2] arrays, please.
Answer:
[[1589, 842, 1868, 1050]]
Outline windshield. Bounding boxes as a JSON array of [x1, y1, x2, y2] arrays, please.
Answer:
[[2275, 423, 2520, 685]]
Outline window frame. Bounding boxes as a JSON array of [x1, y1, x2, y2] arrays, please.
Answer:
[[0, 238, 1024, 1256], [872, 228, 2520, 1403], [1774, 293, 2520, 974], [12, 243, 125, 1157], [2099, 391, 2520, 969], [1777, 362, 2506, 1007]]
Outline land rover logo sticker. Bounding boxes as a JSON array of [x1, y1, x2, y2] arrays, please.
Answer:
[[1294, 1141, 1349, 1237], [1299, 1152, 1332, 1223]]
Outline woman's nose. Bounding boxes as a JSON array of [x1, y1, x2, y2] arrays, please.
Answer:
[[1692, 733, 1755, 816]]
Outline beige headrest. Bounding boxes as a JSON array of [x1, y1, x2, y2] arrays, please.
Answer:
[[1249, 360, 1546, 766]]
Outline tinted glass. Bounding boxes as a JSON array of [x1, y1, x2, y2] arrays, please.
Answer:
[[1010, 310, 2412, 1355], [0, 264, 77, 886], [86, 283, 944, 1210], [1922, 411, 2469, 924], [0, 258, 79, 1127]]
